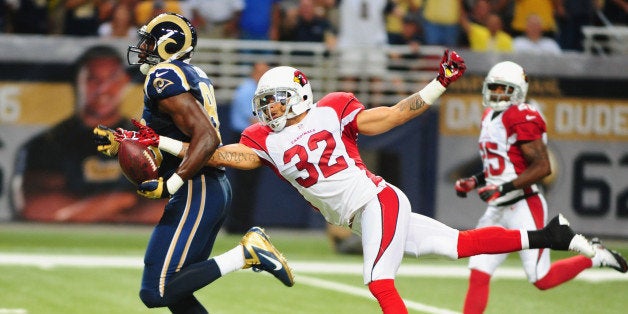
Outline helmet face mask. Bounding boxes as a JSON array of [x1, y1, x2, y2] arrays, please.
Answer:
[[127, 27, 160, 66], [252, 66, 313, 132], [482, 61, 528, 111], [253, 88, 297, 131], [127, 13, 197, 74]]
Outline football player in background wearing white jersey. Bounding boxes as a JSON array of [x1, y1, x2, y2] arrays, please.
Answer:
[[94, 13, 294, 314], [125, 51, 599, 314], [454, 61, 627, 314]]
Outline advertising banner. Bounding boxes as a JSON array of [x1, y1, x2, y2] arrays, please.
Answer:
[[0, 81, 169, 224]]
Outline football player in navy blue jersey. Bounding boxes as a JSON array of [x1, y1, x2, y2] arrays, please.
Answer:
[[94, 13, 293, 313]]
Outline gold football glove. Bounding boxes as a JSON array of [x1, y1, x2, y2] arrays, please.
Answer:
[[93, 125, 120, 157], [137, 177, 169, 199], [137, 174, 184, 199]]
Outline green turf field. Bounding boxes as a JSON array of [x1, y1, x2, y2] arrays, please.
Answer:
[[0, 223, 626, 314]]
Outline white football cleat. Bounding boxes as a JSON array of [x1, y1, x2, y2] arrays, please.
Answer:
[[569, 234, 596, 258], [591, 238, 628, 273]]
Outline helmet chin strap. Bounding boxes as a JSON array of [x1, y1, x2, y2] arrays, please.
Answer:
[[491, 100, 511, 111], [140, 63, 153, 75]]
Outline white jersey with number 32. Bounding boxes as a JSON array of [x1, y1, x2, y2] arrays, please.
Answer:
[[240, 92, 384, 226]]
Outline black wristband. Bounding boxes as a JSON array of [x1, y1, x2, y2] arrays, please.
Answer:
[[499, 181, 516, 194], [472, 172, 486, 186]]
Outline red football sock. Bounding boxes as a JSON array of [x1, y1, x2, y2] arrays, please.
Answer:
[[368, 279, 407, 314], [457, 226, 522, 258], [463, 269, 491, 314], [534, 255, 593, 290]]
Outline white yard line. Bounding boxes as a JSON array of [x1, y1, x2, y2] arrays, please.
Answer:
[[1, 252, 626, 314], [292, 261, 628, 282], [0, 253, 143, 269], [0, 253, 625, 282]]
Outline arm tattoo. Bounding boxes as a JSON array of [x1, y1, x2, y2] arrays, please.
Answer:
[[409, 95, 427, 111], [404, 93, 427, 111], [212, 150, 257, 165]]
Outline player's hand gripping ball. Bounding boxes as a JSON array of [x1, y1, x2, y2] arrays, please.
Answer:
[[117, 139, 162, 185], [113, 119, 161, 147]]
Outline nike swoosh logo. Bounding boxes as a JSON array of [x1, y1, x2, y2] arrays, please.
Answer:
[[526, 115, 536, 121], [155, 71, 167, 77], [259, 252, 283, 271]]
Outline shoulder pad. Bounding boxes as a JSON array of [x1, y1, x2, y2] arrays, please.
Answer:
[[503, 103, 545, 126], [145, 63, 189, 99]]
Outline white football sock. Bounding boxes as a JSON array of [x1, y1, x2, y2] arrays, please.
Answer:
[[214, 244, 245, 275], [520, 229, 530, 249]]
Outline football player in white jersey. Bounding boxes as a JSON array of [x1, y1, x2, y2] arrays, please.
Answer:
[[126, 51, 599, 314], [454, 61, 627, 314]]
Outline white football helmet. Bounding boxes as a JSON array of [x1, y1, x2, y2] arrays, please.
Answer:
[[482, 61, 529, 111], [252, 66, 313, 131]]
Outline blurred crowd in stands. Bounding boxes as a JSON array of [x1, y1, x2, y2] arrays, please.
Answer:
[[0, 0, 626, 54]]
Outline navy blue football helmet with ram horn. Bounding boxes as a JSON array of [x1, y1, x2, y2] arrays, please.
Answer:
[[127, 13, 197, 74]]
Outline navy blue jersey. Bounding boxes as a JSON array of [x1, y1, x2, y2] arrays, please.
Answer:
[[137, 60, 232, 308], [141, 60, 222, 176]]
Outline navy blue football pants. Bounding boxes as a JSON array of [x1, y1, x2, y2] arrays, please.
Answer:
[[139, 172, 232, 312]]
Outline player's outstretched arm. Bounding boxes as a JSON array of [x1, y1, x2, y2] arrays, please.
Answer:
[[356, 50, 466, 136], [207, 143, 263, 170], [99, 120, 262, 171], [124, 127, 263, 171], [163, 140, 262, 170]]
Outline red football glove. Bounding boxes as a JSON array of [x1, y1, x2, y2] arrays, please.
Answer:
[[113, 127, 137, 141], [437, 50, 466, 87], [455, 177, 478, 198], [478, 182, 515, 203], [132, 119, 160, 147], [114, 119, 160, 147], [478, 185, 501, 203]]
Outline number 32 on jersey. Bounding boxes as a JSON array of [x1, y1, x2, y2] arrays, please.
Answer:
[[284, 130, 348, 188]]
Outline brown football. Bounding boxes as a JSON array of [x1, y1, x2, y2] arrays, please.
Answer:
[[118, 139, 160, 185]]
